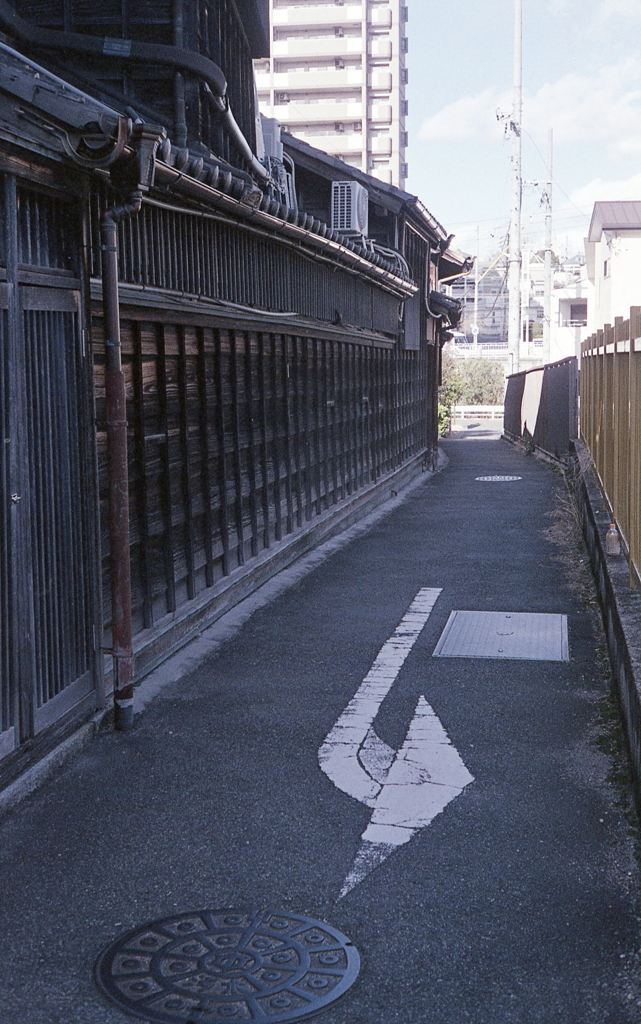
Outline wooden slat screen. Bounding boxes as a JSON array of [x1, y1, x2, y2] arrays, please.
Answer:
[[581, 308, 641, 589], [93, 315, 435, 639]]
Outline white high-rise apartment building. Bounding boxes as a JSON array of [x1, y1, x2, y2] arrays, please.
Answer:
[[254, 0, 409, 188]]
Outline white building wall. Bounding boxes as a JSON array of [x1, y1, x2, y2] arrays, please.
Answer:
[[550, 270, 589, 361], [586, 230, 641, 333], [449, 254, 587, 368], [254, 0, 408, 188]]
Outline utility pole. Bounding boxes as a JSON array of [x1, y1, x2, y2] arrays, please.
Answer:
[[507, 0, 522, 374], [521, 246, 529, 353], [542, 128, 553, 365], [473, 225, 479, 353]]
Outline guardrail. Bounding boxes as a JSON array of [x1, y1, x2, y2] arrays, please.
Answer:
[[581, 308, 641, 589], [451, 405, 504, 421]]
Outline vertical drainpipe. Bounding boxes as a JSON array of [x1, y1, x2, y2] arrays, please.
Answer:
[[173, 0, 188, 148], [100, 122, 165, 730], [101, 190, 142, 732]]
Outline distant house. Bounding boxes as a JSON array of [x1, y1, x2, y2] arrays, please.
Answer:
[[449, 251, 588, 369], [528, 254, 588, 363], [585, 201, 641, 333]]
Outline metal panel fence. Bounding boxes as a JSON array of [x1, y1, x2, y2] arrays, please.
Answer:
[[504, 356, 578, 460], [581, 309, 641, 588]]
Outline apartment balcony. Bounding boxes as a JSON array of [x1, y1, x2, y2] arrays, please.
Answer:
[[263, 69, 365, 91], [369, 134, 392, 155], [369, 7, 392, 27], [370, 70, 392, 91], [369, 103, 393, 124], [274, 100, 364, 124], [369, 38, 393, 60], [272, 37, 363, 59], [272, 4, 364, 28]]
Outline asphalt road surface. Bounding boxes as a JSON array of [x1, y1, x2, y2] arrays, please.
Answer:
[[1, 436, 640, 1024]]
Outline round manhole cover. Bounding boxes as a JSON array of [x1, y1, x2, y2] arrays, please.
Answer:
[[475, 475, 522, 482], [94, 909, 360, 1024]]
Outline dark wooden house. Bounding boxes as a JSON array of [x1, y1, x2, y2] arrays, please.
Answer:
[[0, 0, 466, 784]]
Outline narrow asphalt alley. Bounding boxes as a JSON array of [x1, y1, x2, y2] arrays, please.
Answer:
[[1, 436, 640, 1024]]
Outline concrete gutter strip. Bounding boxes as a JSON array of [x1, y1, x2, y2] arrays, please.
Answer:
[[570, 439, 641, 797], [501, 431, 566, 469], [126, 450, 436, 682], [0, 452, 444, 816], [0, 712, 108, 820]]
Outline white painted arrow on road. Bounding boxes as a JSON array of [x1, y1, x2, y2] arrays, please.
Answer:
[[318, 588, 474, 898]]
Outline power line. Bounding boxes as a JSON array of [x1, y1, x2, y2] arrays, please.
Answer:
[[522, 128, 590, 221]]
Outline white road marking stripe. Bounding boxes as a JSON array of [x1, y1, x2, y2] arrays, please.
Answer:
[[339, 697, 473, 898], [318, 588, 474, 898], [318, 588, 442, 807]]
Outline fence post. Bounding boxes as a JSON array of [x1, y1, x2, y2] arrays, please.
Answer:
[[612, 317, 627, 545], [630, 307, 641, 588]]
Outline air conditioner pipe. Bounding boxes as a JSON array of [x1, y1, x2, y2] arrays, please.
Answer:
[[173, 0, 188, 148], [203, 85, 270, 182], [282, 151, 298, 211], [0, 1, 274, 184], [0, 2, 276, 184], [0, 0, 227, 98]]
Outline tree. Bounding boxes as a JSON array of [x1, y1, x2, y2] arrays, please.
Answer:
[[456, 358, 505, 405], [438, 350, 465, 435], [439, 353, 505, 435], [535, 249, 560, 267]]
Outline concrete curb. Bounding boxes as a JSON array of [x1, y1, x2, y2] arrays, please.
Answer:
[[570, 439, 641, 800], [128, 450, 434, 683], [0, 712, 108, 820], [0, 454, 441, 816], [501, 431, 567, 469]]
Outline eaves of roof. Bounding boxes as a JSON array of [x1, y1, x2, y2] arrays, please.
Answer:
[[281, 131, 450, 243], [0, 42, 415, 298], [588, 200, 641, 242]]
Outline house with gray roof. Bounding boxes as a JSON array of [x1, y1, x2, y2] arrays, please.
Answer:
[[585, 200, 641, 332]]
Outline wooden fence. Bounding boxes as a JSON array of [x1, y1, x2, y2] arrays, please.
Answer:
[[581, 308, 641, 588], [93, 303, 437, 672]]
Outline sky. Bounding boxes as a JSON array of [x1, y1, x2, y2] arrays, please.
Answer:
[[406, 0, 641, 261]]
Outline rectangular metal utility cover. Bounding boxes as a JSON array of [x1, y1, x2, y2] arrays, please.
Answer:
[[433, 611, 569, 661]]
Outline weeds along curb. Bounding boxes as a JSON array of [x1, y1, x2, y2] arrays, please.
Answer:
[[569, 439, 641, 805]]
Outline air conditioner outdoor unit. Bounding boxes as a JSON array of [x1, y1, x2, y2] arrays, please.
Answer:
[[331, 181, 369, 236]]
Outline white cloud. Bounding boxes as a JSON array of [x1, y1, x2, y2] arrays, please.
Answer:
[[542, 0, 641, 23], [596, 0, 641, 19], [419, 88, 508, 143], [526, 59, 641, 153], [566, 172, 641, 208], [418, 57, 641, 156]]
